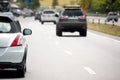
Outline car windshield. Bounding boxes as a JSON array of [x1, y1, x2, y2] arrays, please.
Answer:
[[63, 9, 83, 16]]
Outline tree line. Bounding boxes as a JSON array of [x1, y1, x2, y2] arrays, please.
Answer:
[[51, 0, 120, 13], [14, 0, 120, 13], [79, 0, 120, 13]]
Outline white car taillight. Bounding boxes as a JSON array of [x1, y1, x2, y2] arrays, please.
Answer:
[[11, 34, 22, 47]]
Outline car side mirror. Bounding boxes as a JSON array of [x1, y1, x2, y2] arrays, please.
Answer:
[[23, 28, 32, 35], [55, 14, 59, 17]]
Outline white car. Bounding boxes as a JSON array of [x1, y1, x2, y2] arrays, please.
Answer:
[[0, 14, 32, 77], [41, 9, 58, 24]]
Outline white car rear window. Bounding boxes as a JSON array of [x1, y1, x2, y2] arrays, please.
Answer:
[[0, 22, 11, 33], [44, 11, 55, 14]]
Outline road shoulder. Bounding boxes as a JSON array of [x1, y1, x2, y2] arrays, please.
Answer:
[[89, 29, 120, 41]]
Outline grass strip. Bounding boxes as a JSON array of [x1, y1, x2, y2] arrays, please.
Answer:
[[88, 22, 120, 37]]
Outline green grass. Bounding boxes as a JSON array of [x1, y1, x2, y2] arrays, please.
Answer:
[[88, 22, 120, 37]]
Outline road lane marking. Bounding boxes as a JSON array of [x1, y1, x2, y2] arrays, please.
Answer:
[[84, 67, 96, 75], [89, 32, 120, 43], [65, 50, 72, 55]]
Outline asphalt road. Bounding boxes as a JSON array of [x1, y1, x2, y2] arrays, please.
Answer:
[[87, 16, 120, 26], [0, 17, 120, 80]]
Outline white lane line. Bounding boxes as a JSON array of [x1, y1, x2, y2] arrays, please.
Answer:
[[65, 50, 72, 55], [89, 31, 120, 43], [84, 67, 96, 75]]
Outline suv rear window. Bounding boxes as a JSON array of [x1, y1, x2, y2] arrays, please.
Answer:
[[44, 11, 55, 14], [109, 14, 117, 16], [63, 9, 83, 16]]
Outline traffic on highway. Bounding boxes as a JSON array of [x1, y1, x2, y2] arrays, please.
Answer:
[[0, 0, 120, 80]]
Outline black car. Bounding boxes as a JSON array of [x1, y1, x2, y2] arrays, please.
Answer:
[[0, 0, 11, 12], [35, 12, 42, 21], [56, 5, 87, 36], [11, 8, 22, 17]]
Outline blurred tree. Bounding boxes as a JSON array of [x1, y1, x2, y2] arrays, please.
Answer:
[[79, 0, 92, 10], [79, 0, 120, 13], [100, 0, 118, 13], [113, 0, 120, 11], [52, 0, 58, 8], [18, 0, 40, 9], [30, 0, 40, 9], [79, 0, 104, 13]]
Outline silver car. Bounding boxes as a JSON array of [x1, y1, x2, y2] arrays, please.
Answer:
[[0, 14, 32, 77], [106, 12, 118, 22], [41, 9, 58, 24]]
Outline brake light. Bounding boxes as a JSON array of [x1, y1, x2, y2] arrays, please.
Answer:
[[60, 16, 68, 19], [11, 34, 22, 47], [79, 15, 86, 19]]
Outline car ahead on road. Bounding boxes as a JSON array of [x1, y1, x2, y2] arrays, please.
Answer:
[[11, 8, 22, 17], [0, 14, 32, 77], [35, 11, 42, 21], [41, 9, 58, 24], [0, 0, 11, 12], [56, 5, 87, 36], [106, 12, 118, 22], [22, 8, 33, 18]]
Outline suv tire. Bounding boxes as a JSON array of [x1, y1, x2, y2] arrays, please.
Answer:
[[80, 29, 87, 37], [56, 30, 62, 36]]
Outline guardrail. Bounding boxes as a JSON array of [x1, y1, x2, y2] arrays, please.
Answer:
[[87, 13, 107, 17], [87, 18, 118, 26]]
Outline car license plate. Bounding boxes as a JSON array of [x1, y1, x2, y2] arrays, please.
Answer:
[[69, 17, 78, 19]]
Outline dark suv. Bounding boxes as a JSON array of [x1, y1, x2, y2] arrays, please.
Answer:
[[56, 5, 87, 36], [0, 1, 11, 12]]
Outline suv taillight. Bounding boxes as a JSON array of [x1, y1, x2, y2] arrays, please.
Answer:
[[11, 34, 22, 47], [79, 15, 86, 19], [60, 16, 68, 19]]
